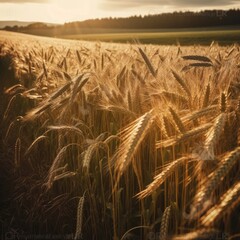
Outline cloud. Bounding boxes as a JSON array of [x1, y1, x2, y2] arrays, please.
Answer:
[[169, 0, 239, 7], [100, 0, 240, 10], [0, 0, 48, 3]]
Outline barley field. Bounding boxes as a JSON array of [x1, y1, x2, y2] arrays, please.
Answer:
[[0, 30, 240, 240]]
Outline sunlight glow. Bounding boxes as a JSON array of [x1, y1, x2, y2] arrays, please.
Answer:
[[0, 0, 104, 23], [51, 0, 102, 23], [0, 0, 239, 24]]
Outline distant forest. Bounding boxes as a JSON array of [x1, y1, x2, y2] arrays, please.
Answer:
[[64, 9, 240, 29], [3, 9, 240, 33]]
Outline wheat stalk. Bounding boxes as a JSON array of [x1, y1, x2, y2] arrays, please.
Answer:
[[4, 84, 25, 95], [137, 157, 188, 199], [139, 48, 157, 77], [14, 138, 21, 168], [171, 70, 191, 98], [188, 63, 213, 68], [113, 110, 155, 181], [50, 82, 72, 101], [3, 94, 18, 119], [219, 92, 227, 113], [156, 123, 212, 148], [204, 113, 227, 160], [53, 171, 76, 182], [131, 68, 145, 84], [158, 91, 189, 105], [191, 147, 240, 220], [76, 50, 82, 64], [161, 115, 172, 138], [238, 128, 240, 146], [182, 105, 218, 123], [182, 55, 212, 63], [169, 107, 186, 133], [170, 228, 219, 240], [202, 84, 210, 108], [200, 181, 240, 226], [83, 142, 106, 173], [70, 74, 85, 103], [160, 206, 172, 240], [74, 193, 85, 240], [47, 125, 84, 138], [43, 61, 48, 78], [4, 117, 23, 143], [25, 135, 48, 156], [46, 143, 79, 189]]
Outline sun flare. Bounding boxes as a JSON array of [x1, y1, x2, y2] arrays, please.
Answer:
[[52, 0, 101, 21]]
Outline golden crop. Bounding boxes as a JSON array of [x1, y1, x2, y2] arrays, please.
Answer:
[[0, 31, 240, 240]]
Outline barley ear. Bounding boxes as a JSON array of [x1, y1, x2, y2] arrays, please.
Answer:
[[182, 55, 212, 63], [14, 138, 21, 168], [169, 107, 186, 133], [160, 206, 172, 240], [113, 110, 155, 182], [139, 48, 157, 77], [74, 193, 85, 240], [170, 228, 219, 240], [191, 147, 240, 220], [219, 92, 227, 113], [204, 113, 226, 160], [137, 157, 188, 199], [171, 70, 191, 98], [83, 142, 106, 173], [202, 84, 210, 108], [200, 181, 240, 226]]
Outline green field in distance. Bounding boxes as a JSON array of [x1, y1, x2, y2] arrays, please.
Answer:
[[15, 26, 240, 45], [57, 29, 240, 45]]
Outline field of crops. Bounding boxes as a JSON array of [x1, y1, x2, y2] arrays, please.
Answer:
[[58, 29, 240, 45], [16, 27, 240, 45], [0, 30, 240, 240]]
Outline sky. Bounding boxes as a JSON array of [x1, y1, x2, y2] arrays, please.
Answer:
[[0, 0, 239, 24]]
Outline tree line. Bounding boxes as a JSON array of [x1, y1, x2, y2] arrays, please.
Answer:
[[3, 9, 240, 33], [64, 9, 240, 29]]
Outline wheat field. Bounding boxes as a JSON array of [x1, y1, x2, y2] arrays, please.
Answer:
[[0, 30, 240, 240]]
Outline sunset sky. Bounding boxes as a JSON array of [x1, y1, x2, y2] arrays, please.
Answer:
[[0, 0, 239, 23]]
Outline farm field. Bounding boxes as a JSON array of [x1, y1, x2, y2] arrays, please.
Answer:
[[16, 26, 240, 45], [59, 29, 240, 45], [0, 30, 240, 240]]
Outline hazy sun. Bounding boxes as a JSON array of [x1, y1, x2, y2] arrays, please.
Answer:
[[51, 0, 102, 23]]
